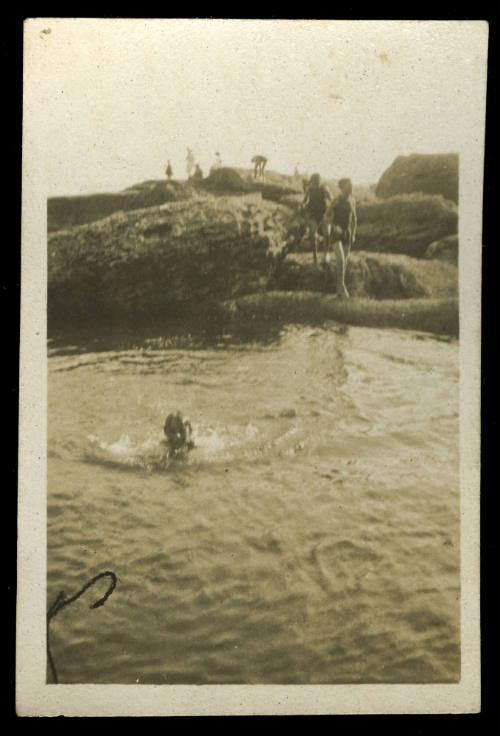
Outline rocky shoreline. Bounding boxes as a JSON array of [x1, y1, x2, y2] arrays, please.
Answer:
[[48, 159, 459, 337]]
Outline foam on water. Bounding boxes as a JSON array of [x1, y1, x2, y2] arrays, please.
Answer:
[[85, 417, 307, 471]]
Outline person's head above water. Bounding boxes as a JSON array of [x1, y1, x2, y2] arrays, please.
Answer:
[[164, 412, 194, 453], [338, 178, 353, 196], [164, 412, 187, 450]]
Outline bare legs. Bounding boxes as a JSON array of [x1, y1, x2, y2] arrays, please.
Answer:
[[308, 219, 319, 266], [320, 219, 332, 264], [252, 157, 267, 180], [332, 239, 349, 298], [306, 219, 348, 297]]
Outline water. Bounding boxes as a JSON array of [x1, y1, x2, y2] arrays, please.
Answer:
[[47, 323, 460, 684]]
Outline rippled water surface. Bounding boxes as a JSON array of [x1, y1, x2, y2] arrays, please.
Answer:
[[47, 324, 460, 684]]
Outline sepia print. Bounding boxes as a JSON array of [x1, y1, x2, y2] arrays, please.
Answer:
[[18, 19, 486, 715]]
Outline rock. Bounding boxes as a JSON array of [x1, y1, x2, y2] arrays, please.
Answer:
[[278, 193, 304, 211], [202, 167, 248, 192], [256, 183, 300, 203], [48, 194, 291, 327], [232, 168, 304, 192], [375, 153, 458, 203], [48, 179, 204, 232], [222, 292, 459, 337], [425, 235, 458, 264], [48, 170, 303, 234], [269, 252, 430, 299], [354, 194, 458, 258], [202, 167, 301, 202]]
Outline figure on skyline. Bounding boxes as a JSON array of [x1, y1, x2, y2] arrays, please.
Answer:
[[165, 161, 173, 180], [251, 155, 267, 180], [192, 163, 203, 181], [186, 148, 195, 178]]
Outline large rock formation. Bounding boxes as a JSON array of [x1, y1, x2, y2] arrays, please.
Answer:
[[354, 194, 458, 258], [48, 180, 203, 232], [375, 154, 458, 203], [48, 193, 291, 326], [48, 169, 303, 232], [47, 168, 460, 336]]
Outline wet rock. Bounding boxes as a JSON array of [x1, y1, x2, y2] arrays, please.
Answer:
[[222, 292, 459, 337], [279, 408, 297, 418]]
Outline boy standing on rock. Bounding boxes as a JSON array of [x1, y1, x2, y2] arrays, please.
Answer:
[[325, 178, 357, 299], [300, 173, 333, 267]]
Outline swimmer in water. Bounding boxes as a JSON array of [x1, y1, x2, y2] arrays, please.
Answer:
[[162, 412, 195, 460]]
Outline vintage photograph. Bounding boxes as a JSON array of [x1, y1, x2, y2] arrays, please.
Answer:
[[18, 19, 486, 715]]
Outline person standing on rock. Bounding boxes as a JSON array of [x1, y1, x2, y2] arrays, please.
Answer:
[[192, 163, 203, 182], [326, 177, 357, 299], [300, 173, 333, 267], [186, 148, 195, 179], [165, 161, 173, 180], [251, 155, 267, 179]]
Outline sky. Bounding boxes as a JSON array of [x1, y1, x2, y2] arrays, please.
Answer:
[[24, 19, 488, 196]]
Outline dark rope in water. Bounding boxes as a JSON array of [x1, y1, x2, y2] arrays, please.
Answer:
[[47, 571, 117, 684]]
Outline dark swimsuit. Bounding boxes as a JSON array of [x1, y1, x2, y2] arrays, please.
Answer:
[[306, 185, 331, 223], [331, 195, 356, 242]]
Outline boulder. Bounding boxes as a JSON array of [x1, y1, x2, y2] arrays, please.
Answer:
[[425, 234, 458, 264], [269, 252, 429, 299], [201, 167, 300, 202], [48, 193, 291, 327], [376, 153, 458, 203], [48, 179, 203, 232], [202, 167, 248, 192], [354, 194, 458, 257]]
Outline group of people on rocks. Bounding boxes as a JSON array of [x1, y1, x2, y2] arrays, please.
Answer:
[[168, 150, 265, 182], [165, 150, 356, 299], [299, 173, 357, 299], [165, 151, 203, 181]]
